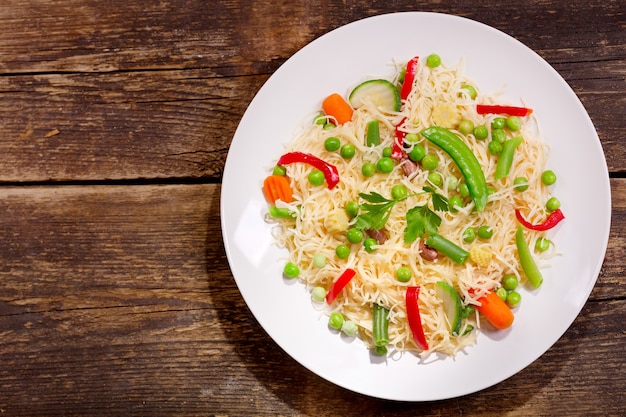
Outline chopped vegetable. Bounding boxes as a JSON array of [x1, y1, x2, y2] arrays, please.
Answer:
[[341, 320, 358, 337], [324, 209, 349, 234], [263, 175, 293, 204], [392, 117, 408, 159], [476, 104, 533, 117], [366, 120, 381, 146], [329, 312, 344, 330], [494, 136, 523, 180], [515, 208, 565, 231], [325, 268, 357, 304], [283, 262, 300, 279], [425, 234, 469, 265], [268, 205, 296, 219], [515, 226, 544, 289], [472, 289, 514, 330], [322, 93, 354, 125], [406, 286, 429, 350], [277, 151, 340, 189], [436, 281, 462, 335], [349, 79, 401, 112], [432, 103, 461, 129], [400, 56, 420, 100], [372, 303, 390, 353], [421, 126, 489, 211], [468, 244, 492, 268]]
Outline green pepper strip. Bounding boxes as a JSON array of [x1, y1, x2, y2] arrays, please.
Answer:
[[495, 136, 523, 180], [421, 126, 488, 211], [515, 226, 543, 288], [425, 234, 469, 265], [372, 303, 389, 353], [366, 120, 380, 146]]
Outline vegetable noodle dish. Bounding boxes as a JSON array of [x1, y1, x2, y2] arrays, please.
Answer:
[[262, 54, 565, 358]]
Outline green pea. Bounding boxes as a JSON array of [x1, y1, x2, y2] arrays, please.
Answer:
[[408, 144, 426, 162], [496, 287, 508, 302], [491, 117, 506, 130], [546, 197, 561, 212], [502, 274, 518, 291], [488, 140, 503, 155], [427, 172, 443, 188], [335, 244, 350, 259], [283, 262, 300, 278], [506, 291, 522, 308], [461, 305, 475, 319], [462, 227, 477, 243], [473, 125, 488, 140], [514, 177, 529, 192], [535, 237, 551, 252], [541, 170, 557, 185], [362, 162, 376, 178], [272, 165, 287, 176], [405, 133, 420, 144], [313, 254, 326, 268], [364, 237, 378, 253], [314, 113, 327, 125], [340, 143, 356, 159], [346, 228, 364, 244], [458, 119, 474, 136], [421, 154, 439, 171], [396, 267, 412, 282], [324, 137, 341, 152], [446, 176, 459, 191], [308, 169, 325, 186], [329, 312, 344, 330], [376, 157, 395, 173], [426, 53, 441, 68], [323, 122, 336, 130], [311, 286, 326, 302], [461, 84, 477, 100], [449, 196, 463, 212], [391, 184, 408, 200], [345, 201, 359, 218], [491, 128, 506, 144], [459, 182, 470, 197], [506, 116, 522, 132], [478, 225, 493, 239], [382, 146, 392, 158]]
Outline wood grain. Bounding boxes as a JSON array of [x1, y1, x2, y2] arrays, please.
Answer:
[[0, 0, 623, 415]]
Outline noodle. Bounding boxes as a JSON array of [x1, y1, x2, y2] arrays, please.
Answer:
[[265, 56, 555, 359]]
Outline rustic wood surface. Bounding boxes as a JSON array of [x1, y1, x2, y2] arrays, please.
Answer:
[[0, 1, 623, 415]]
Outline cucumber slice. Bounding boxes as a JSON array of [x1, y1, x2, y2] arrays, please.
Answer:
[[349, 79, 401, 112], [436, 281, 463, 335]]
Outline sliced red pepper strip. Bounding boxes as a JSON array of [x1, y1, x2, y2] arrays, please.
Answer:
[[476, 104, 533, 117], [400, 56, 419, 100], [391, 117, 407, 159], [405, 286, 429, 350], [277, 151, 340, 189], [515, 208, 565, 231], [325, 268, 356, 304]]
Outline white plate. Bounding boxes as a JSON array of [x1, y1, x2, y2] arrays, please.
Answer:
[[220, 12, 611, 401]]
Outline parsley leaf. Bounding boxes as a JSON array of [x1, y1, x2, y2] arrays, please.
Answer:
[[423, 186, 449, 212], [354, 192, 397, 231], [404, 205, 442, 244]]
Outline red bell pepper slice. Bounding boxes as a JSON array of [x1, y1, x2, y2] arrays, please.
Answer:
[[476, 104, 533, 117], [277, 151, 340, 189], [391, 117, 408, 159], [405, 286, 429, 350], [325, 268, 356, 304], [515, 208, 565, 231], [400, 56, 419, 101]]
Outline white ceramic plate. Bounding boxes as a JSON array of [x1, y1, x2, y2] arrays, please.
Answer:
[[220, 12, 611, 401]]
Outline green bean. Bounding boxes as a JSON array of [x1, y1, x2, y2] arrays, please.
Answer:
[[372, 303, 390, 349], [425, 234, 469, 264], [422, 126, 489, 211], [515, 226, 543, 288], [366, 120, 380, 146], [269, 205, 296, 219], [494, 136, 523, 180]]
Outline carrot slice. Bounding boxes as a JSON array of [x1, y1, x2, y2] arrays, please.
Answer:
[[473, 289, 514, 330], [322, 93, 354, 125], [263, 175, 293, 204]]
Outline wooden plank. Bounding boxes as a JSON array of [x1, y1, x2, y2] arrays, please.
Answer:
[[0, 181, 623, 414]]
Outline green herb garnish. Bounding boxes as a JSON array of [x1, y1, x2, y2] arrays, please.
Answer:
[[404, 187, 449, 244]]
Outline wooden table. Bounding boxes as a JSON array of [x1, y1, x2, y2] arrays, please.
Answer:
[[0, 1, 623, 415]]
